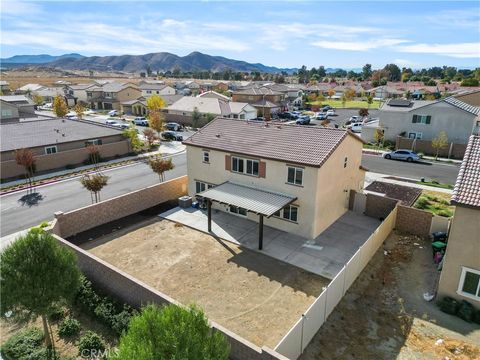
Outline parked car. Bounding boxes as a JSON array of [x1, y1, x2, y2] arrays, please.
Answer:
[[316, 112, 328, 120], [383, 150, 421, 162], [326, 109, 335, 116], [65, 114, 78, 120], [39, 103, 52, 110], [296, 115, 310, 125], [133, 117, 148, 126], [349, 116, 362, 123], [105, 119, 118, 125], [111, 122, 129, 129], [322, 105, 333, 111], [347, 123, 362, 133], [162, 131, 183, 141], [108, 110, 119, 116], [165, 122, 182, 131]]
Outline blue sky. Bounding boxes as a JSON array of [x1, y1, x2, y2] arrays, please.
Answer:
[[1, 0, 479, 69]]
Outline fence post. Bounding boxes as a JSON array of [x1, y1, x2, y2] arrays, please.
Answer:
[[300, 314, 305, 354], [342, 265, 347, 295]]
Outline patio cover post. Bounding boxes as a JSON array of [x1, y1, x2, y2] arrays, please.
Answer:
[[207, 199, 212, 232], [259, 214, 264, 250]]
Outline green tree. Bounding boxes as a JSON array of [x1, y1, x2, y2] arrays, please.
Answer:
[[74, 102, 85, 120], [192, 107, 201, 128], [460, 78, 479, 87], [148, 110, 164, 138], [146, 95, 166, 113], [362, 64, 372, 80], [112, 304, 230, 360], [1, 228, 81, 348], [53, 95, 68, 118], [205, 113, 216, 123], [431, 131, 448, 160], [32, 94, 44, 106], [123, 124, 143, 152], [366, 95, 373, 108], [374, 129, 384, 151], [148, 156, 174, 182], [383, 64, 401, 81]]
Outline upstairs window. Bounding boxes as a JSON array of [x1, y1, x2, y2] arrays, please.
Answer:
[[232, 157, 244, 173], [246, 159, 259, 176], [45, 146, 57, 155], [412, 114, 431, 124], [203, 151, 210, 163], [287, 166, 303, 186]]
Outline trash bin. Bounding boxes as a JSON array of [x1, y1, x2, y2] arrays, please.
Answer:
[[432, 231, 448, 243], [178, 196, 192, 208]]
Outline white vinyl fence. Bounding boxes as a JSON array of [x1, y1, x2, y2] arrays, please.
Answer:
[[275, 207, 398, 359]]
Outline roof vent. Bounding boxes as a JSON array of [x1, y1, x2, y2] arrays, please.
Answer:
[[276, 125, 282, 129], [215, 133, 221, 138]]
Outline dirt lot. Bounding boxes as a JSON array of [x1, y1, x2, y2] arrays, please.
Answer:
[[82, 218, 329, 348], [300, 232, 480, 360]]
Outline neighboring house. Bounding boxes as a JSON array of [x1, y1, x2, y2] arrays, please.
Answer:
[[167, 97, 256, 121], [232, 87, 286, 118], [64, 83, 95, 103], [86, 82, 141, 111], [183, 118, 365, 239], [33, 87, 67, 104], [139, 82, 176, 98], [198, 91, 230, 101], [15, 83, 45, 95], [0, 80, 11, 94], [0, 95, 36, 123], [121, 94, 184, 116], [454, 89, 480, 107], [368, 85, 404, 100], [378, 98, 480, 144], [0, 118, 130, 180], [437, 135, 480, 306]]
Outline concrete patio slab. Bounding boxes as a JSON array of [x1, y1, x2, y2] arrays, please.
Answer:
[[160, 207, 382, 280]]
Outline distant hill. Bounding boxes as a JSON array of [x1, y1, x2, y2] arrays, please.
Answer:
[[0, 53, 85, 64], [16, 51, 296, 74]]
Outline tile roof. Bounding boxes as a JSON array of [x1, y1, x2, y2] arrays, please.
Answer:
[[183, 117, 360, 167], [168, 97, 224, 115], [139, 83, 169, 90], [451, 135, 480, 208], [0, 118, 124, 152], [365, 181, 422, 206], [198, 182, 296, 217], [443, 96, 480, 116], [233, 87, 283, 96]]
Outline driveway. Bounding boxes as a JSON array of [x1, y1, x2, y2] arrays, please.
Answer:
[[160, 208, 381, 280]]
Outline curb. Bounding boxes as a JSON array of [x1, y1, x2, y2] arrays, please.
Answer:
[[0, 149, 186, 196]]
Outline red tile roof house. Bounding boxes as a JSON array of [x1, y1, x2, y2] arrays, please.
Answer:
[[183, 118, 366, 240], [437, 135, 480, 306]]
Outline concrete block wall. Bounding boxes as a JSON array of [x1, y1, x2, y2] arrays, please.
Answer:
[[365, 193, 399, 220], [395, 204, 433, 237], [53, 176, 188, 238], [396, 137, 467, 159]]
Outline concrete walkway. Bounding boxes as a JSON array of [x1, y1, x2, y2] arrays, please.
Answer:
[[160, 207, 380, 280], [365, 171, 453, 194]]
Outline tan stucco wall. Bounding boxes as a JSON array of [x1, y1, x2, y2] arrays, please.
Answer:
[[438, 206, 480, 304], [116, 87, 142, 103], [186, 134, 364, 239], [313, 135, 365, 236]]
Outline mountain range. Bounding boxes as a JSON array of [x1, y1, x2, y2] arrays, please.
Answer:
[[1, 51, 297, 74]]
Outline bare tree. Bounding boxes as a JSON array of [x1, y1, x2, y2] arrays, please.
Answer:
[[15, 148, 36, 189], [143, 128, 159, 149]]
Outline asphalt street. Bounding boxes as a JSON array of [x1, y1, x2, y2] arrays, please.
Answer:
[[0, 153, 187, 237], [0, 153, 459, 237]]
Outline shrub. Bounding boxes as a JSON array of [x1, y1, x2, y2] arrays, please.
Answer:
[[112, 306, 137, 335], [48, 304, 66, 322], [94, 300, 116, 325], [414, 197, 430, 209], [437, 209, 453, 218], [438, 296, 459, 315], [58, 317, 81, 338], [0, 327, 47, 360], [78, 331, 106, 357], [457, 300, 475, 322]]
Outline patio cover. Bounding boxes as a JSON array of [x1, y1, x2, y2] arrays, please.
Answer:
[[198, 182, 296, 217]]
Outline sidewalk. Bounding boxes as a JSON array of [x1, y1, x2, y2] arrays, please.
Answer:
[[365, 172, 453, 194], [1, 142, 186, 190]]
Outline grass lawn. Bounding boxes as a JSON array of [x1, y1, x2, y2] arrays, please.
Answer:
[[413, 190, 454, 217], [416, 180, 454, 190], [308, 99, 382, 109]]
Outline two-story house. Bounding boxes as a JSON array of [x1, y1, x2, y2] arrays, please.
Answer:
[[139, 82, 176, 98], [437, 135, 480, 306], [183, 118, 365, 240], [364, 97, 480, 157], [86, 82, 141, 111], [232, 87, 286, 119], [64, 83, 95, 104]]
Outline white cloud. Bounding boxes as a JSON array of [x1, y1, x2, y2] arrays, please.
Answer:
[[396, 42, 480, 58], [311, 38, 408, 51], [426, 9, 480, 28], [1, 0, 43, 16], [393, 59, 417, 68]]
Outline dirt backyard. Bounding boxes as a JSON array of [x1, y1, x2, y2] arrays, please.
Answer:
[[300, 232, 480, 360], [82, 218, 330, 348]]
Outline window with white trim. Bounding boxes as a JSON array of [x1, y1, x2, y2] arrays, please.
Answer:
[[45, 146, 57, 155], [287, 166, 303, 186], [408, 132, 423, 140], [229, 205, 247, 216], [203, 151, 210, 163], [231, 157, 259, 176], [85, 139, 102, 146], [412, 114, 431, 124], [195, 181, 213, 193], [246, 159, 259, 176], [282, 205, 298, 222], [344, 157, 348, 168], [458, 267, 480, 301], [232, 156, 244, 173]]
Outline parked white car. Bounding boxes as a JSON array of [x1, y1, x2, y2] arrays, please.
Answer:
[[108, 110, 119, 116], [347, 123, 362, 133], [132, 117, 149, 126], [326, 109, 335, 116]]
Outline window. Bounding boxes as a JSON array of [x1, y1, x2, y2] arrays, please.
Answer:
[[203, 151, 210, 163], [45, 146, 57, 155], [344, 157, 348, 168], [229, 205, 247, 216], [458, 267, 480, 301], [246, 159, 259, 176], [282, 205, 298, 222], [146, 90, 152, 94], [412, 114, 431, 124], [195, 181, 213, 193], [240, 114, 245, 119], [408, 132, 423, 139], [85, 139, 102, 146], [232, 157, 244, 173], [287, 166, 303, 186]]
